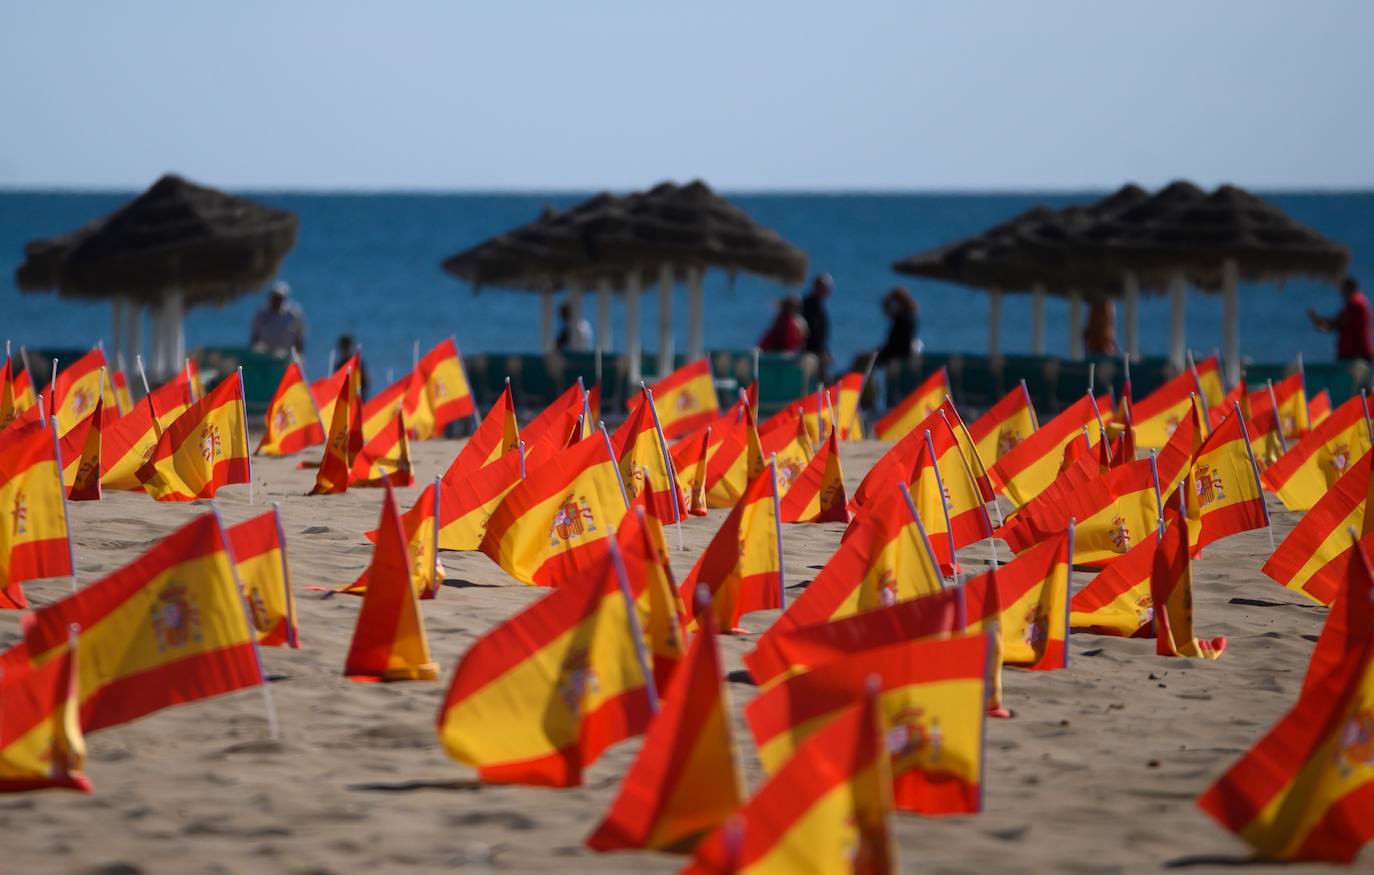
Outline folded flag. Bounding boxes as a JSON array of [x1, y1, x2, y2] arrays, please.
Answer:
[[963, 530, 1072, 672], [1193, 354, 1226, 408], [308, 371, 355, 495], [227, 508, 300, 647], [351, 478, 444, 598], [586, 601, 740, 853], [1309, 388, 1333, 426], [58, 396, 102, 502], [444, 382, 519, 480], [991, 393, 1107, 506], [0, 420, 74, 609], [969, 381, 1039, 472], [1261, 395, 1372, 512], [138, 374, 251, 502], [1262, 451, 1373, 605], [1183, 404, 1269, 555], [309, 354, 356, 431], [0, 355, 37, 430], [746, 633, 989, 815], [349, 406, 414, 488], [20, 513, 264, 732], [479, 431, 628, 587], [1130, 364, 1209, 450], [873, 368, 950, 443], [1069, 520, 1164, 639], [779, 427, 848, 523], [256, 360, 324, 456], [1154, 496, 1226, 659], [684, 691, 896, 875], [671, 425, 712, 517], [343, 484, 438, 682], [615, 504, 689, 690], [0, 646, 89, 794], [833, 371, 866, 441]]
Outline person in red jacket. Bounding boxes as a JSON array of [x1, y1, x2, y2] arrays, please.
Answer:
[[1309, 275, 1373, 363], [757, 296, 808, 353]]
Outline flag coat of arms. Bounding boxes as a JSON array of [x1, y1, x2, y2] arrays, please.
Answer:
[[409, 338, 476, 440], [48, 349, 106, 438], [256, 361, 324, 456], [138, 374, 251, 502], [779, 427, 848, 523], [1184, 405, 1269, 555], [612, 389, 683, 522]]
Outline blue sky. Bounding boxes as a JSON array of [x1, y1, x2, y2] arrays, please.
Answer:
[[2, 1, 1370, 191]]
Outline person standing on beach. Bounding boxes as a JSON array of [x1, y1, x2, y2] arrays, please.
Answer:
[[556, 301, 593, 352], [1085, 297, 1118, 355], [801, 273, 834, 382], [1308, 275, 1373, 364], [874, 287, 920, 367], [757, 296, 809, 354], [250, 280, 307, 357], [336, 334, 369, 400]]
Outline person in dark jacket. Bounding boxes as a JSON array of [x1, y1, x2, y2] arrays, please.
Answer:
[[874, 287, 919, 366], [801, 273, 834, 382]]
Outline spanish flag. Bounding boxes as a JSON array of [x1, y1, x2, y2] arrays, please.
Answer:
[[0, 420, 74, 608], [410, 338, 476, 440], [434, 450, 524, 552], [1298, 528, 1374, 697], [1193, 354, 1226, 408], [479, 431, 628, 587], [0, 646, 90, 794], [1184, 405, 1269, 555], [1246, 370, 1310, 441], [309, 354, 356, 432], [763, 406, 816, 499], [0, 355, 37, 429], [912, 420, 995, 573], [613, 388, 683, 522], [48, 349, 106, 438], [684, 692, 895, 874], [965, 529, 1072, 671], [148, 371, 195, 431], [99, 394, 163, 492], [1196, 543, 1374, 861], [520, 382, 585, 450], [1262, 452, 1374, 605], [850, 407, 932, 510], [1130, 366, 1209, 450], [586, 602, 741, 853], [350, 407, 414, 488], [1310, 388, 1333, 426], [1154, 395, 1206, 489], [681, 463, 782, 633], [138, 374, 251, 502], [746, 633, 989, 815], [671, 425, 712, 517], [343, 485, 439, 682], [630, 359, 719, 440], [991, 394, 1108, 506], [226, 508, 300, 648], [308, 372, 355, 495], [256, 361, 324, 456], [1153, 499, 1226, 659], [20, 513, 263, 732], [833, 371, 866, 441], [437, 537, 657, 787], [1262, 395, 1372, 512], [943, 400, 996, 501], [444, 382, 519, 480], [351, 478, 443, 599], [110, 368, 133, 417], [873, 367, 950, 442], [59, 397, 103, 502], [745, 586, 964, 689], [359, 370, 415, 443], [617, 503, 690, 689], [1069, 521, 1163, 638], [704, 403, 761, 508], [779, 428, 848, 523]]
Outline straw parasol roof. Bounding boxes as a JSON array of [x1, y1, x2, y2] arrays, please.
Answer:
[[15, 174, 298, 305], [442, 180, 808, 293]]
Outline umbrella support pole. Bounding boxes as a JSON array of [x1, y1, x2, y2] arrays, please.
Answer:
[[1169, 273, 1187, 372], [1030, 285, 1046, 355], [657, 264, 674, 379], [687, 266, 704, 362], [1068, 290, 1084, 361], [625, 270, 642, 388], [1222, 259, 1240, 386], [168, 290, 186, 372], [596, 279, 613, 354], [1123, 272, 1140, 362]]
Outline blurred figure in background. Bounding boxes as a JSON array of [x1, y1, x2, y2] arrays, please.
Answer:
[[1085, 297, 1118, 355], [874, 287, 919, 366], [757, 295, 809, 354], [336, 334, 369, 399], [556, 300, 593, 352], [250, 280, 307, 357], [802, 273, 834, 382], [1309, 275, 1373, 364]]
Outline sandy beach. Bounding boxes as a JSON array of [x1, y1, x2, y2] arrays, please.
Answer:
[[0, 437, 1358, 874]]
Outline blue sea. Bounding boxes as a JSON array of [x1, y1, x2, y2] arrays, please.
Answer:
[[2, 190, 1371, 387]]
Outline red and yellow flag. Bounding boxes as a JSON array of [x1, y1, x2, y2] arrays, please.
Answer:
[[1184, 405, 1269, 555], [110, 368, 133, 416], [308, 372, 355, 495], [0, 647, 90, 794], [779, 427, 848, 523], [586, 603, 740, 853], [1154, 499, 1227, 659], [59, 396, 103, 502], [833, 372, 866, 441], [227, 508, 300, 648], [479, 432, 628, 587], [1262, 395, 1372, 512], [350, 478, 443, 599], [360, 370, 415, 443], [1193, 354, 1226, 408], [0, 421, 73, 608], [684, 692, 896, 874], [434, 449, 524, 552], [309, 355, 355, 431], [256, 361, 324, 456], [873, 368, 949, 442], [671, 425, 712, 517], [617, 503, 689, 689], [0, 356, 37, 430], [444, 382, 519, 480], [148, 371, 195, 431], [48, 349, 106, 437], [1197, 539, 1374, 862], [991, 393, 1106, 506], [613, 388, 683, 522], [1262, 451, 1374, 605], [138, 374, 251, 502], [746, 633, 989, 815], [20, 514, 263, 732], [437, 538, 657, 787], [1131, 366, 1208, 450], [630, 359, 719, 440], [964, 530, 1072, 671], [1309, 388, 1333, 426], [1245, 370, 1310, 441], [343, 485, 439, 681], [350, 407, 414, 488], [1069, 521, 1164, 639], [704, 403, 762, 508], [410, 338, 476, 440], [681, 463, 782, 632], [99, 394, 163, 491], [909, 417, 994, 574]]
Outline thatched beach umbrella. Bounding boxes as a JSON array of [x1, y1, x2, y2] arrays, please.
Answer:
[[16, 174, 298, 379]]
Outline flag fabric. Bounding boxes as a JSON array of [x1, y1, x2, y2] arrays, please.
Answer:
[[615, 504, 689, 690], [110, 369, 133, 416], [1154, 397, 1207, 490], [479, 432, 628, 587], [1309, 388, 1333, 426], [850, 407, 931, 511], [969, 382, 1039, 470], [433, 449, 525, 552], [586, 604, 741, 853], [833, 371, 866, 441], [437, 540, 656, 787], [1153, 500, 1227, 659], [256, 361, 324, 456], [1262, 451, 1374, 605], [520, 382, 586, 465], [1298, 529, 1374, 696], [942, 402, 996, 501], [309, 355, 356, 432], [0, 356, 37, 430], [0, 647, 90, 794], [444, 383, 519, 480], [629, 359, 719, 440], [873, 368, 950, 442], [612, 389, 683, 522], [746, 633, 989, 815], [683, 693, 896, 875], [226, 509, 300, 648], [360, 370, 415, 443], [145, 371, 195, 431], [991, 394, 1106, 506], [909, 419, 994, 573], [779, 428, 848, 523], [1262, 395, 1372, 512], [964, 530, 1073, 672], [99, 394, 163, 491], [1246, 371, 1310, 441], [1130, 367, 1206, 450], [351, 478, 444, 599], [308, 372, 355, 495], [138, 374, 251, 502], [1069, 522, 1163, 639], [1193, 354, 1226, 408], [762, 407, 815, 499], [20, 514, 263, 732], [681, 463, 782, 632], [704, 404, 760, 508], [670, 425, 712, 517], [58, 397, 102, 502], [0, 421, 73, 609], [343, 485, 439, 681], [1184, 405, 1269, 555], [409, 338, 476, 440], [349, 407, 415, 487], [1196, 539, 1374, 862], [48, 349, 106, 437]]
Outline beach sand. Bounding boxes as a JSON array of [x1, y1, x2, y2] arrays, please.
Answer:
[[0, 438, 1360, 874]]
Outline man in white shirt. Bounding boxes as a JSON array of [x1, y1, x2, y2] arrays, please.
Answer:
[[250, 280, 307, 356], [556, 301, 593, 352]]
